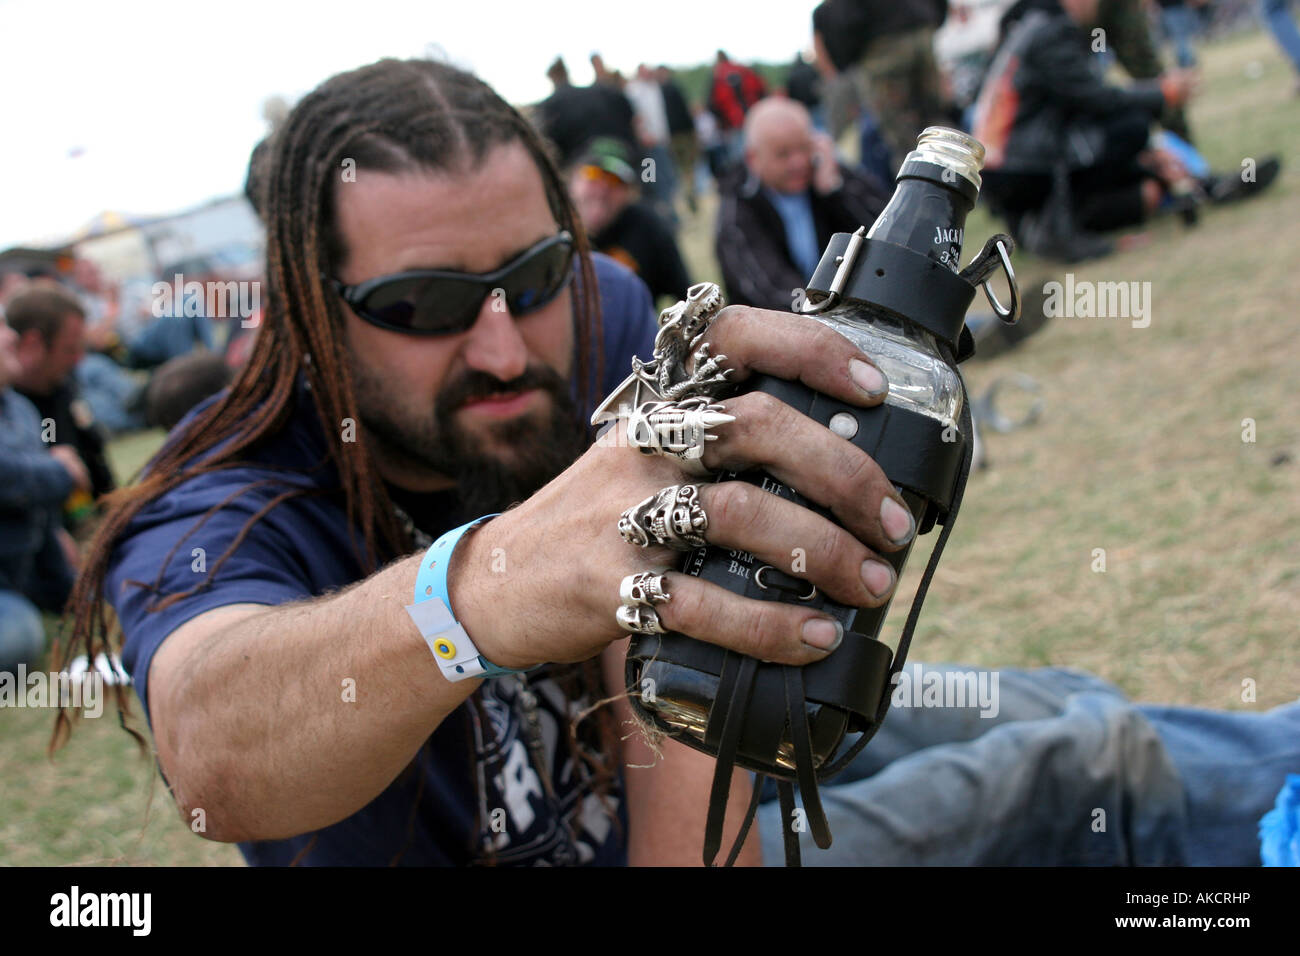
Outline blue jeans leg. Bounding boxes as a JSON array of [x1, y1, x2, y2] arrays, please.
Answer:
[[836, 665, 1123, 781], [757, 664, 1297, 865], [1137, 699, 1300, 865], [1162, 7, 1199, 68], [76, 352, 145, 433], [1261, 0, 1300, 72], [0, 590, 47, 674]]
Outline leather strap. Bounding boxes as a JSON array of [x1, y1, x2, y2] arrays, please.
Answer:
[[711, 668, 834, 866], [806, 234, 976, 349], [777, 781, 801, 867], [722, 775, 767, 867], [636, 627, 893, 746], [785, 665, 831, 848], [713, 389, 977, 865], [876, 394, 976, 728], [819, 394, 975, 779], [702, 654, 759, 866], [752, 377, 967, 516]]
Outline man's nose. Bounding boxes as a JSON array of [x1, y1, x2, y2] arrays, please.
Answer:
[[459, 292, 528, 383]]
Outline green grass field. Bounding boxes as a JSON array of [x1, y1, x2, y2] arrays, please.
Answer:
[[2, 27, 1297, 866]]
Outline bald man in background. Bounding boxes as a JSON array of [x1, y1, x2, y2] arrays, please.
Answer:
[[714, 97, 888, 312]]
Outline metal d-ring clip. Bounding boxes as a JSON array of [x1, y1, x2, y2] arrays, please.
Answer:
[[801, 226, 867, 315], [754, 564, 818, 601], [981, 239, 1021, 325]]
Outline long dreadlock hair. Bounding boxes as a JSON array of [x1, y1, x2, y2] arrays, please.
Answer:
[[52, 58, 620, 858]]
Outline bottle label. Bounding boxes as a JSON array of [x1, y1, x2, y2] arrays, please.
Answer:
[[935, 226, 963, 272]]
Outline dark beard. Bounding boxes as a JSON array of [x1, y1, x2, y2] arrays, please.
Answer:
[[356, 361, 586, 516], [441, 385, 585, 516]]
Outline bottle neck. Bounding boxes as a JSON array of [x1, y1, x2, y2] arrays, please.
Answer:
[[866, 163, 977, 274]]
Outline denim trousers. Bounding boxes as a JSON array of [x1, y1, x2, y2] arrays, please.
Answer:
[[75, 352, 145, 434], [0, 589, 47, 673], [757, 665, 1300, 865], [1262, 0, 1300, 71], [1161, 6, 1200, 68]]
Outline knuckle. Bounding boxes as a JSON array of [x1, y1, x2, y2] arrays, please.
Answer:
[[709, 481, 755, 535], [661, 579, 709, 633], [813, 525, 867, 599], [749, 602, 797, 660], [803, 317, 851, 354], [707, 305, 754, 349], [714, 303, 750, 325], [810, 521, 847, 573], [716, 393, 760, 446], [731, 392, 803, 457], [837, 447, 883, 500], [765, 393, 803, 436], [740, 390, 787, 434]]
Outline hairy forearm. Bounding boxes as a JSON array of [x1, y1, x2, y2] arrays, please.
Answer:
[[151, 553, 478, 843]]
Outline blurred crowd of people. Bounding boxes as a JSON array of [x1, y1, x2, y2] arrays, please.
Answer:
[[0, 259, 243, 671], [536, 0, 1289, 299], [2, 0, 1295, 675]]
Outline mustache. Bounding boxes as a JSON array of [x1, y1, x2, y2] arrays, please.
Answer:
[[437, 364, 570, 411]]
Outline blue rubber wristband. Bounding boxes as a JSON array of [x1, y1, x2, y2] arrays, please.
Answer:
[[408, 513, 524, 680]]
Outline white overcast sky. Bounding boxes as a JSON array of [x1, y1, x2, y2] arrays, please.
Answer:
[[0, 0, 819, 249]]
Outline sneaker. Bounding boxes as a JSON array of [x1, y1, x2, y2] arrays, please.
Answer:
[[1207, 156, 1281, 203]]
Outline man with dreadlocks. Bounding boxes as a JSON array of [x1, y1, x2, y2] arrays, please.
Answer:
[[58, 57, 916, 866], [58, 58, 1300, 869]]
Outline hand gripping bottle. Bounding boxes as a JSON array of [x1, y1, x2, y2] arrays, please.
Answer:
[[624, 128, 1021, 865]]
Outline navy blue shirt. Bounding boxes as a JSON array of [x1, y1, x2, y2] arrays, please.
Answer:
[[107, 255, 658, 866]]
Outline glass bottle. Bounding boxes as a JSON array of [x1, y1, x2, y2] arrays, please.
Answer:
[[632, 128, 986, 771]]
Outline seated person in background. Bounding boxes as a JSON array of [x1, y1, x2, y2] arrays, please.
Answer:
[[568, 137, 691, 304], [6, 282, 116, 514], [972, 0, 1279, 261], [715, 97, 888, 314], [0, 310, 81, 674], [1000, 0, 1199, 143]]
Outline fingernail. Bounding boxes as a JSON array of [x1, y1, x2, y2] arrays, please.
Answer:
[[802, 618, 844, 652], [880, 497, 915, 545], [861, 559, 895, 599], [850, 358, 888, 397]]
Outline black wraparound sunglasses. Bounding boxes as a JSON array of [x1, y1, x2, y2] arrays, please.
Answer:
[[328, 230, 575, 335]]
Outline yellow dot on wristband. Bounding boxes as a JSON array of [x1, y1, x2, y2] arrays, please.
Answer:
[[434, 640, 456, 659]]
